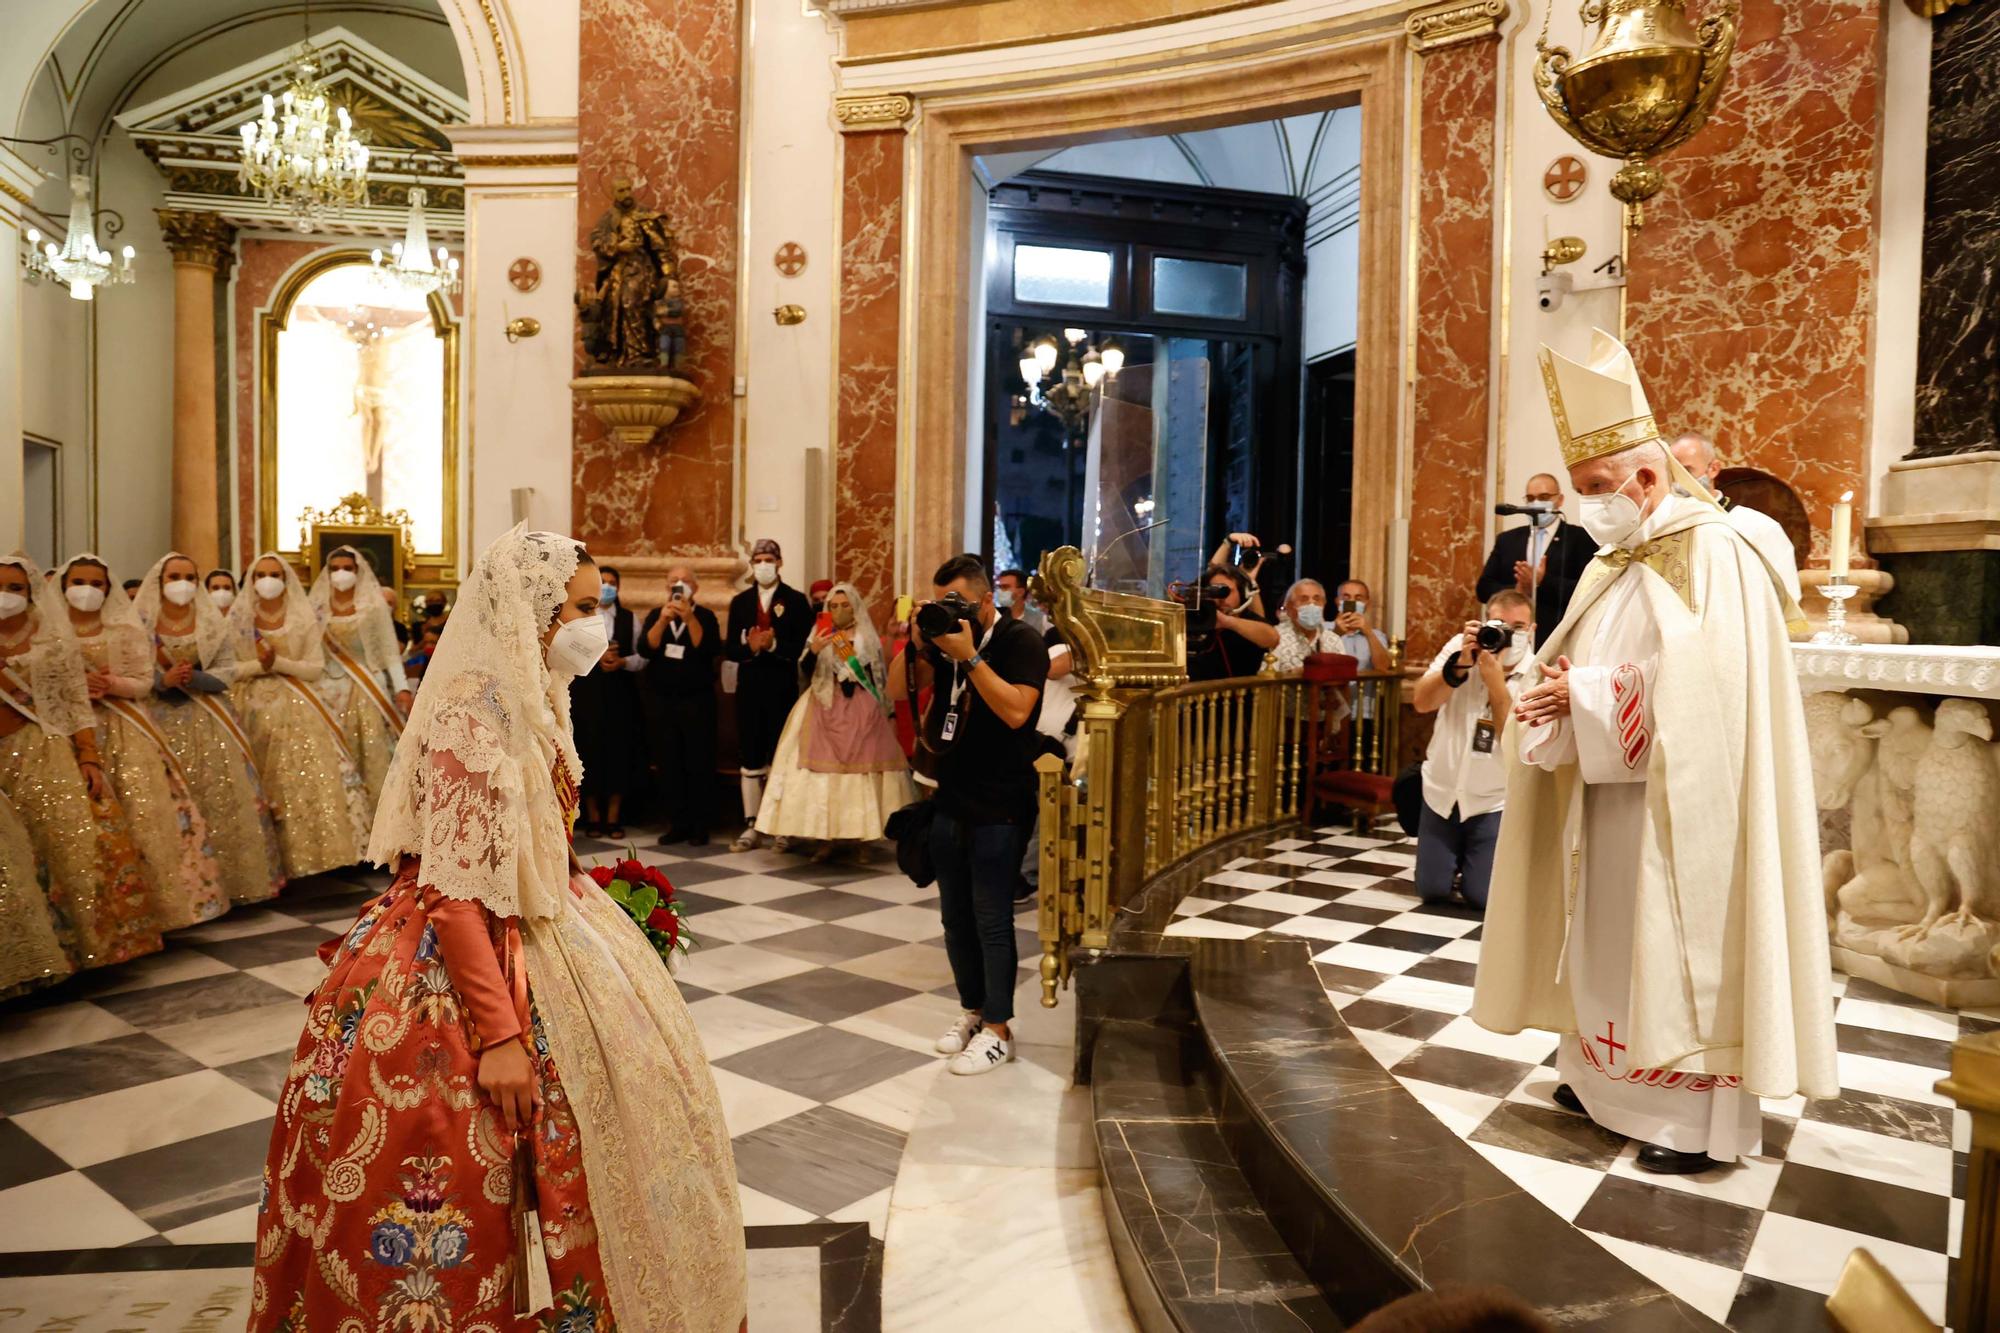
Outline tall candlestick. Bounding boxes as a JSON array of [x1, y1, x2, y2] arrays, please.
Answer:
[[1830, 490, 1853, 579], [1387, 517, 1409, 640]]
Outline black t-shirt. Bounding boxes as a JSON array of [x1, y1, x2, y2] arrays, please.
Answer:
[[638, 604, 720, 699], [925, 615, 1049, 825], [1188, 622, 1266, 682]]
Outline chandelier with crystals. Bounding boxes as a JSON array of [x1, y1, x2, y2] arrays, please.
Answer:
[[22, 173, 134, 301], [371, 185, 459, 297], [236, 54, 371, 230], [1017, 327, 1125, 441]]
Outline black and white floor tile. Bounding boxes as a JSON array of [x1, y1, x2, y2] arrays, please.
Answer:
[[1165, 829, 1960, 1329], [0, 826, 1034, 1330]]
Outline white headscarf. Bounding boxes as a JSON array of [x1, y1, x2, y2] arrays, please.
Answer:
[[229, 551, 317, 647], [0, 554, 93, 736], [56, 554, 150, 680], [810, 581, 889, 710], [132, 551, 238, 672], [365, 525, 584, 920], [309, 544, 404, 681]]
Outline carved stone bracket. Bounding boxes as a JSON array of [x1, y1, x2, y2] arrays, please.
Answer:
[[1406, 0, 1509, 51], [834, 93, 916, 133], [571, 374, 701, 446], [155, 208, 238, 273]]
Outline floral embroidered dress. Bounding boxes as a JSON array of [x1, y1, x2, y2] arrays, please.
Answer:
[[0, 554, 161, 970], [133, 552, 286, 906], [251, 527, 746, 1333], [61, 557, 227, 932]]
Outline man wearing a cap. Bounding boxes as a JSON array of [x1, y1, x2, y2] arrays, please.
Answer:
[[1473, 330, 1834, 1174], [727, 539, 812, 851], [807, 578, 833, 618]]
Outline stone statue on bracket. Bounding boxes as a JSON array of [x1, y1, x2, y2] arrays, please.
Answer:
[[578, 177, 680, 373]]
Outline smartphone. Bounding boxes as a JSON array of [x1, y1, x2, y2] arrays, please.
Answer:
[[1339, 598, 1362, 615], [894, 594, 913, 624], [815, 612, 834, 637]]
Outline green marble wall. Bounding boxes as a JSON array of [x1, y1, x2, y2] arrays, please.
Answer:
[[1876, 551, 2000, 645]]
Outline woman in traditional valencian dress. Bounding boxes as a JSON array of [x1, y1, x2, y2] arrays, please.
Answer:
[[134, 554, 286, 905], [229, 553, 370, 877], [250, 527, 746, 1333], [57, 555, 227, 932], [0, 788, 74, 998], [0, 554, 161, 969], [755, 581, 915, 860], [309, 545, 411, 814]]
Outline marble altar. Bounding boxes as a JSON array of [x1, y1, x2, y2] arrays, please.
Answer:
[[1800, 642, 2000, 1006]]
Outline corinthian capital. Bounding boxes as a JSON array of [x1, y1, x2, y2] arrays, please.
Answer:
[[155, 209, 238, 272]]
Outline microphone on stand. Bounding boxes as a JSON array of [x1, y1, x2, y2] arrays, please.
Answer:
[[1493, 501, 1553, 518]]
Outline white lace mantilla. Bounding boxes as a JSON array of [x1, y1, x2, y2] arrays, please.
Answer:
[[1792, 642, 2000, 700]]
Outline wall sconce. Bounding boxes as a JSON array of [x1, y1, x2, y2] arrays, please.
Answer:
[[505, 316, 541, 342], [773, 304, 806, 326]]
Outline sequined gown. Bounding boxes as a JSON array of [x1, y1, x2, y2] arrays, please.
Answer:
[[319, 610, 400, 815], [231, 615, 370, 878], [0, 789, 72, 997], [0, 651, 160, 970], [77, 628, 227, 931], [151, 633, 285, 905], [251, 757, 746, 1332]]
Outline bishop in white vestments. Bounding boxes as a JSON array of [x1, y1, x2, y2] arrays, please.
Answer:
[[1472, 330, 1838, 1174]]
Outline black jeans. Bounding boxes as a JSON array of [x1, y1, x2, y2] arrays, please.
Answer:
[[931, 809, 1027, 1026]]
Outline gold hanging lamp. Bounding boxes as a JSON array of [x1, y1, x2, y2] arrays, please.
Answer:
[[1533, 0, 1740, 228]]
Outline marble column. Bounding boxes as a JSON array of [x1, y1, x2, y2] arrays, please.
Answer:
[[833, 95, 912, 620], [1402, 2, 1506, 663], [157, 210, 236, 571]]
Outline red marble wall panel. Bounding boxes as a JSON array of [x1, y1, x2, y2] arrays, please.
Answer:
[[1626, 0, 1881, 564], [1405, 40, 1499, 662], [573, 0, 742, 557], [834, 130, 904, 616]]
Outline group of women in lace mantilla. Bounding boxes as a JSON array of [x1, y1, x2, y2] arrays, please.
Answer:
[[0, 540, 411, 998]]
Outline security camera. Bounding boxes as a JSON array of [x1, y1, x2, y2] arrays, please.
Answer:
[[1537, 270, 1573, 312]]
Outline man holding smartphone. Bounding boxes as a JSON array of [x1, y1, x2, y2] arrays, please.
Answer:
[[641, 565, 722, 846]]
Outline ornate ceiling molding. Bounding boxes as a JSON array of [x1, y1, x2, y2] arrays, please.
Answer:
[[1405, 0, 1509, 51], [834, 92, 916, 132]]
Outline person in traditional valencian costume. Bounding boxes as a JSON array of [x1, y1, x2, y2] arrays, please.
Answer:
[[250, 526, 746, 1333], [0, 788, 72, 998], [1472, 330, 1836, 1173], [0, 554, 161, 970], [228, 553, 371, 877], [754, 581, 915, 859], [309, 544, 412, 814], [134, 553, 286, 905], [56, 554, 228, 932]]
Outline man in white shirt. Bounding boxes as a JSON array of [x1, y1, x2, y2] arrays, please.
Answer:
[[1410, 590, 1534, 908], [1270, 579, 1341, 672]]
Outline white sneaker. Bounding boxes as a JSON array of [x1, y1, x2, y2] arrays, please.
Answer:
[[730, 829, 761, 854], [935, 1011, 983, 1055], [949, 1029, 1014, 1076]]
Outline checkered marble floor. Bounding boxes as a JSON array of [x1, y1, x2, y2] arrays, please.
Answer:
[[1164, 829, 1963, 1330], [0, 822, 1026, 1328]]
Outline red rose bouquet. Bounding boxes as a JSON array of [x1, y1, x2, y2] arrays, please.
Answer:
[[588, 856, 692, 968]]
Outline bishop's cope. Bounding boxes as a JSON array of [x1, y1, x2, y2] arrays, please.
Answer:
[[1471, 329, 1839, 1175]]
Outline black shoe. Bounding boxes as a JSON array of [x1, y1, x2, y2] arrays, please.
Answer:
[[1551, 1083, 1585, 1115], [686, 830, 709, 847], [1635, 1143, 1718, 1175], [657, 828, 688, 848]]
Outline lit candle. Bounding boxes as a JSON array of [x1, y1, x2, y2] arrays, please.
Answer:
[[1830, 490, 1853, 579]]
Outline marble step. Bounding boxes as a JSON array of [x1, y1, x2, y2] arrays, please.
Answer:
[[1092, 1016, 1345, 1331], [1191, 936, 1724, 1330]]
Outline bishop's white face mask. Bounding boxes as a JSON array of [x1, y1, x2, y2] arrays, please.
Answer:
[[65, 584, 107, 613], [209, 588, 235, 610], [546, 614, 611, 678], [254, 575, 287, 602], [329, 569, 358, 592], [163, 580, 198, 607], [1576, 473, 1647, 548], [0, 591, 27, 619]]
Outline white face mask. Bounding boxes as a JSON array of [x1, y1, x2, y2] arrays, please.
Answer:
[[65, 584, 107, 613], [994, 589, 1015, 610], [329, 569, 358, 592], [1501, 628, 1531, 666], [209, 588, 235, 610], [163, 580, 198, 607], [546, 613, 610, 678], [254, 575, 287, 602], [0, 591, 27, 619], [752, 561, 779, 587], [1576, 473, 1647, 548]]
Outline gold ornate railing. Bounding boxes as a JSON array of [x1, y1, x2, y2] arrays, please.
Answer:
[[1145, 677, 1311, 879]]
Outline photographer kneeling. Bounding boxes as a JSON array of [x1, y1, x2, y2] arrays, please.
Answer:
[[1411, 591, 1534, 909], [889, 555, 1048, 1076], [1187, 564, 1279, 682]]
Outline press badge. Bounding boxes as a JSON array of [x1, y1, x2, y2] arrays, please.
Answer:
[[1472, 718, 1497, 754], [664, 643, 687, 660], [941, 709, 960, 742]]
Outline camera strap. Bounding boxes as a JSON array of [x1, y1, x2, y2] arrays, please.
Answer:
[[940, 618, 999, 742]]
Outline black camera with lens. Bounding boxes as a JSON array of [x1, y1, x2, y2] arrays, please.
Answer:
[[916, 591, 978, 641], [1474, 620, 1512, 653], [1170, 580, 1230, 654]]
